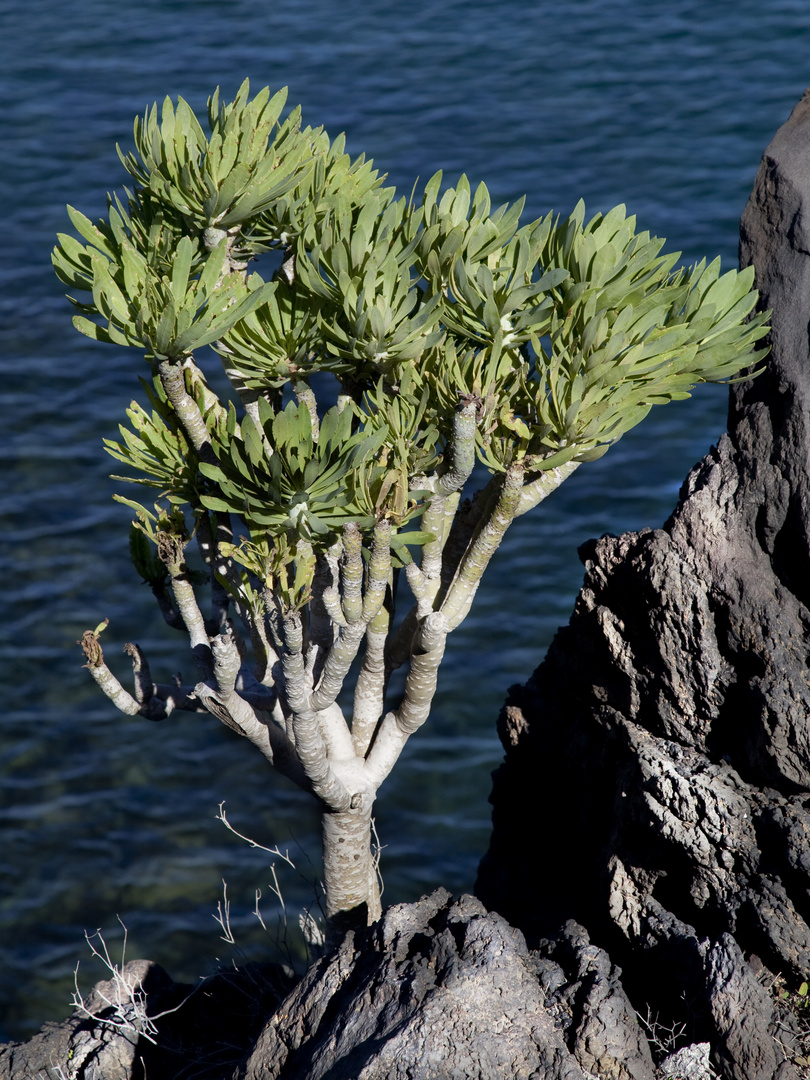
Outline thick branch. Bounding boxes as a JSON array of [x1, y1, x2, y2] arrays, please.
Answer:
[[364, 611, 448, 786], [439, 463, 523, 630], [435, 402, 477, 497], [282, 614, 352, 812], [307, 547, 339, 670], [361, 519, 391, 623], [415, 403, 476, 612], [157, 359, 211, 455], [157, 531, 212, 677], [311, 521, 391, 713], [82, 651, 142, 716], [122, 641, 152, 704], [419, 490, 461, 609], [310, 621, 366, 712], [80, 632, 164, 719], [392, 610, 448, 736], [516, 459, 581, 516], [387, 473, 502, 670], [340, 523, 364, 624], [352, 624, 388, 757], [439, 472, 503, 589]]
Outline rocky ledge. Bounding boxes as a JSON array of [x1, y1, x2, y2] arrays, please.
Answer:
[[1, 889, 714, 1080], [477, 91, 810, 1080]]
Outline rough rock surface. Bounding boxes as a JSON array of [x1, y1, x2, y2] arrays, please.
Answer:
[[0, 959, 296, 1080], [658, 1042, 717, 1080], [1, 892, 658, 1080], [237, 889, 653, 1080], [477, 92, 810, 1080]]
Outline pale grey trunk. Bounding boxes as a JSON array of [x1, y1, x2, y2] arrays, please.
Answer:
[[322, 800, 381, 926]]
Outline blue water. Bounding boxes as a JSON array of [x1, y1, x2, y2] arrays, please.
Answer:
[[2, 0, 809, 1040]]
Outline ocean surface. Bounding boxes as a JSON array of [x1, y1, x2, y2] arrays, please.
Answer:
[[2, 0, 809, 1040]]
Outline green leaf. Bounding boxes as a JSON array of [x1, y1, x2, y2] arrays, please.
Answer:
[[170, 235, 195, 302], [389, 530, 436, 549]]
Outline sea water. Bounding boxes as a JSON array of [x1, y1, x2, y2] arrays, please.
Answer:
[[2, 0, 809, 1038]]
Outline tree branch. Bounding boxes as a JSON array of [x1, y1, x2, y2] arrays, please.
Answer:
[[352, 624, 387, 757], [439, 463, 523, 630], [363, 611, 449, 787], [281, 613, 352, 811], [340, 523, 364, 624], [435, 401, 477, 497], [516, 459, 580, 516], [157, 359, 211, 455], [156, 530, 212, 677]]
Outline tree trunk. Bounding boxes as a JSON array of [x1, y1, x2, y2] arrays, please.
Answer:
[[477, 91, 810, 1080], [321, 800, 381, 931]]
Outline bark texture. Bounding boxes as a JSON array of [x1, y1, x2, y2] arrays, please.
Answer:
[[477, 91, 810, 1080]]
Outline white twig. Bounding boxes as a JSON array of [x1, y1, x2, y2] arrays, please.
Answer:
[[371, 816, 386, 903], [71, 921, 195, 1046], [216, 802, 295, 867], [253, 889, 268, 932], [213, 880, 236, 944]]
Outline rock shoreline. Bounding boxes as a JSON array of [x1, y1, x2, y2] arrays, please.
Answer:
[[1, 890, 718, 1080]]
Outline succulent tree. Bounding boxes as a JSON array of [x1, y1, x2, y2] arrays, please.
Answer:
[[53, 81, 769, 931]]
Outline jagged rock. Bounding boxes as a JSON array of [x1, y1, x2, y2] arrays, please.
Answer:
[[706, 934, 778, 1080], [0, 959, 295, 1080], [658, 1042, 716, 1080], [0, 960, 167, 1080], [1, 893, 656, 1080], [477, 91, 810, 1080], [236, 889, 652, 1080], [536, 920, 656, 1080]]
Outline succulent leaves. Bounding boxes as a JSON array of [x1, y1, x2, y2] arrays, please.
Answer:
[[54, 82, 769, 596]]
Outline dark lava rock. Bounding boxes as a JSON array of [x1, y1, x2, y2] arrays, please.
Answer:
[[236, 889, 651, 1080], [477, 92, 810, 1080], [0, 958, 295, 1080]]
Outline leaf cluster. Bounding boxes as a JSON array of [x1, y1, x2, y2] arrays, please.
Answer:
[[54, 82, 770, 595]]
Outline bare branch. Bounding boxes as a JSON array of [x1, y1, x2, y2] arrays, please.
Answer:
[[157, 358, 211, 455], [516, 459, 581, 516], [282, 614, 352, 811], [216, 802, 295, 865], [439, 463, 523, 630]]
